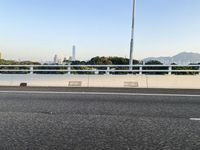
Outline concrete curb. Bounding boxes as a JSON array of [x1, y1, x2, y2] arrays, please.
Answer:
[[0, 74, 200, 89]]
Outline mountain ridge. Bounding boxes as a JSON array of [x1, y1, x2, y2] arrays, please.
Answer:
[[142, 52, 200, 65]]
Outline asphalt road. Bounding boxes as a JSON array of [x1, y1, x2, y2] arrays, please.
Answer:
[[0, 87, 200, 150]]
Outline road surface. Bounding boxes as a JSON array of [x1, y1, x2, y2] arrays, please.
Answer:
[[0, 87, 200, 150]]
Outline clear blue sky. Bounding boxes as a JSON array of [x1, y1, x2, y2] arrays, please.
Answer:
[[0, 0, 200, 61]]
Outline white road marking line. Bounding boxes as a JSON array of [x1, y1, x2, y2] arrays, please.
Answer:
[[0, 90, 200, 97], [190, 118, 200, 121]]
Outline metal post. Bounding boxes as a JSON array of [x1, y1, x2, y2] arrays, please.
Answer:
[[30, 66, 34, 74], [129, 0, 136, 70], [68, 64, 71, 75], [139, 66, 142, 75], [106, 67, 110, 75], [199, 66, 200, 75], [168, 66, 172, 75]]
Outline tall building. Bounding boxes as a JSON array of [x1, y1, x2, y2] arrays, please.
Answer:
[[58, 55, 64, 64], [72, 45, 76, 61], [53, 54, 65, 64], [53, 54, 59, 64]]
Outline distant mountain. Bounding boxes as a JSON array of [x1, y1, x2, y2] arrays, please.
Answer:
[[142, 52, 200, 65]]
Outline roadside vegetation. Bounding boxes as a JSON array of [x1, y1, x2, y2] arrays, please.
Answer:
[[0, 57, 199, 75], [0, 59, 40, 65]]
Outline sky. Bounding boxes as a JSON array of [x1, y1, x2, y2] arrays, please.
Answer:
[[0, 0, 200, 62]]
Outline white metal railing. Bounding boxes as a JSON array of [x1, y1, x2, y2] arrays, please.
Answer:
[[0, 65, 200, 75]]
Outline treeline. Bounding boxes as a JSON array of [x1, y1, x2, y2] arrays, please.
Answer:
[[1, 57, 199, 66], [71, 56, 139, 65], [68, 57, 140, 75], [142, 60, 199, 75], [0, 59, 40, 65], [0, 59, 41, 74]]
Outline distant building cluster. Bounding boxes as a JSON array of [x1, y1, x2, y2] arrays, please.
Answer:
[[53, 45, 76, 65], [0, 46, 76, 64]]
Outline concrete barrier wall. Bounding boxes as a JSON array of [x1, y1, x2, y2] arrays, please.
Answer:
[[0, 75, 89, 87], [146, 75, 200, 89], [0, 74, 200, 89], [88, 75, 148, 88]]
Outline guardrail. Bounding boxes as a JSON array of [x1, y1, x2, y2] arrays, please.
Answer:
[[0, 65, 200, 75]]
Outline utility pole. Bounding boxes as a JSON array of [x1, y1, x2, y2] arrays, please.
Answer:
[[129, 0, 136, 70]]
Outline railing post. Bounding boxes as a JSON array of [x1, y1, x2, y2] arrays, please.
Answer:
[[199, 66, 200, 75], [30, 66, 34, 74], [139, 66, 143, 75], [106, 66, 110, 75], [168, 66, 172, 75], [68, 64, 71, 75], [95, 70, 99, 75], [129, 65, 132, 71]]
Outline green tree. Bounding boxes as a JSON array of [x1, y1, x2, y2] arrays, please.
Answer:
[[144, 60, 166, 75], [145, 60, 163, 65], [87, 57, 112, 65], [71, 61, 86, 65]]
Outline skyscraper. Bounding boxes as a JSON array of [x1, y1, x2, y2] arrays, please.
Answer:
[[53, 54, 59, 64], [72, 45, 76, 61]]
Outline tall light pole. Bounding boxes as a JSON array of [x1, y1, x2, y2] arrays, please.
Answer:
[[129, 0, 136, 69]]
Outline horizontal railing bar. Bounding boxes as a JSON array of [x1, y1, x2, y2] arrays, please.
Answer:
[[0, 70, 200, 72], [0, 65, 200, 67]]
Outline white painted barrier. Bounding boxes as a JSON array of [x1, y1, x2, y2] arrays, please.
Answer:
[[0, 75, 89, 87], [0, 74, 200, 89], [146, 75, 200, 89], [88, 75, 148, 88]]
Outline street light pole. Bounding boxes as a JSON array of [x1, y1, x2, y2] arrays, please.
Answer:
[[129, 0, 136, 70]]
